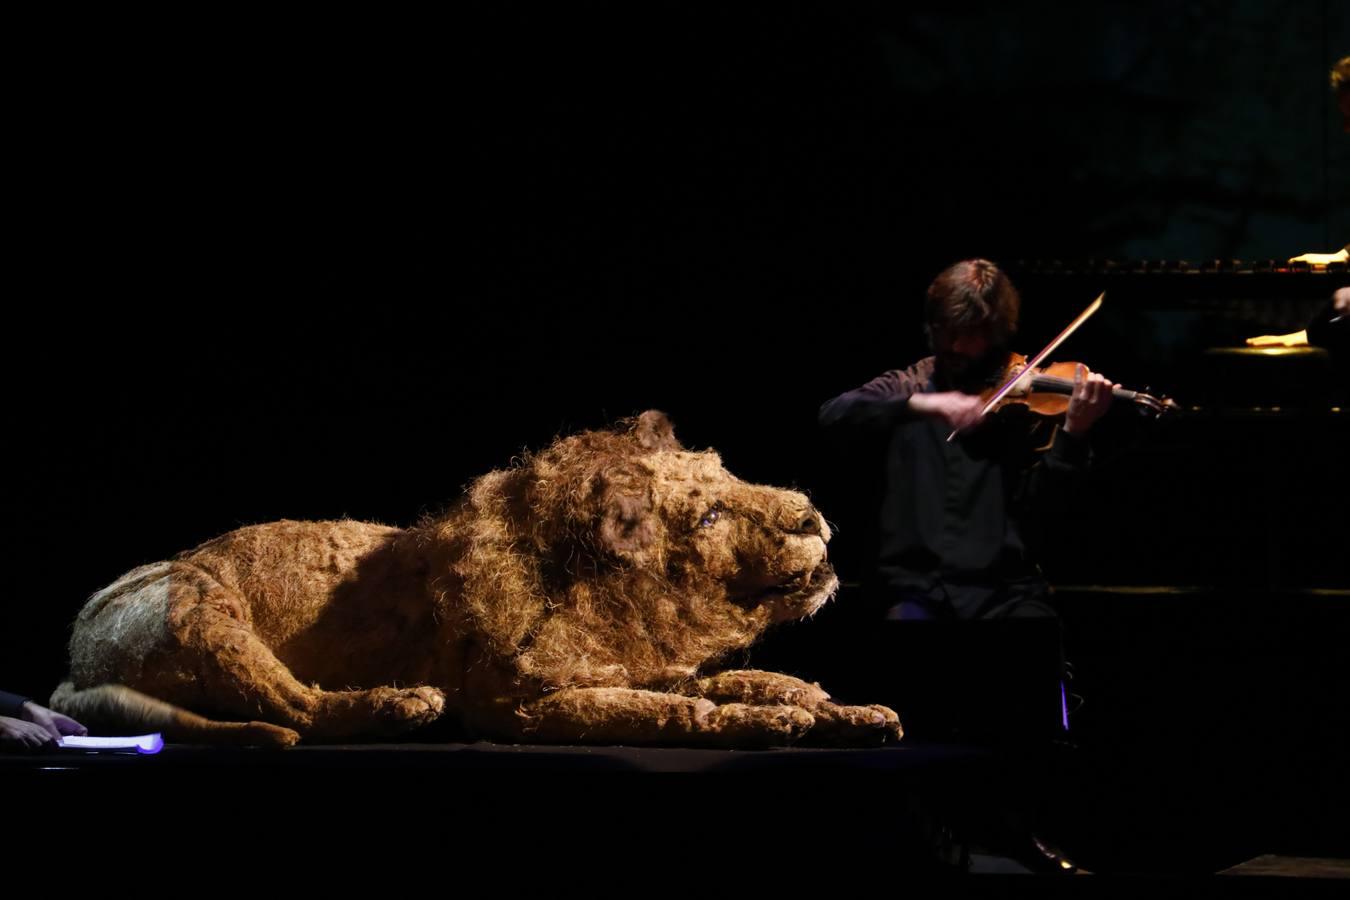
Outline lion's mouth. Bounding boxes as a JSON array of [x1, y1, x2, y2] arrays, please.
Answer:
[[736, 563, 838, 618]]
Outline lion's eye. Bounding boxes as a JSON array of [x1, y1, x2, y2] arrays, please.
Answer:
[[698, 504, 723, 528]]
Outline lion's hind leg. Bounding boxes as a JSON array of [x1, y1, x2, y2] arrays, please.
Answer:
[[49, 681, 299, 747], [70, 561, 444, 743], [166, 569, 446, 740]]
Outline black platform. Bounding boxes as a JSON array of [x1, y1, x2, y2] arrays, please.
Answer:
[[5, 739, 1024, 875]]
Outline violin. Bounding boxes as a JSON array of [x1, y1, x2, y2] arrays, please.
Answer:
[[945, 293, 1178, 441], [982, 352, 1179, 420]]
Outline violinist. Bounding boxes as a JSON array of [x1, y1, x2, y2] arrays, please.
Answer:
[[818, 258, 1118, 622]]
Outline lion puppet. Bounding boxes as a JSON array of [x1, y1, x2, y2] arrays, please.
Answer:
[[52, 411, 901, 749]]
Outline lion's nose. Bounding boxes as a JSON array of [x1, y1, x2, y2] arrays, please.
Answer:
[[790, 510, 824, 536]]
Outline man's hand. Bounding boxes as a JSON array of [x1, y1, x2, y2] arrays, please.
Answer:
[[908, 391, 988, 432], [20, 700, 87, 741], [1246, 330, 1310, 348], [1, 715, 57, 752], [1063, 365, 1117, 435], [1288, 249, 1348, 266]]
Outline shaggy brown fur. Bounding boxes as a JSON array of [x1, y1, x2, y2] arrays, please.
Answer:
[[53, 411, 901, 748]]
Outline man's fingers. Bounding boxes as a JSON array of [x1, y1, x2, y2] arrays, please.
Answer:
[[22, 722, 55, 750], [51, 713, 86, 736], [28, 708, 62, 741]]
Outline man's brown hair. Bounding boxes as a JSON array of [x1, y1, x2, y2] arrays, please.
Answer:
[[1331, 56, 1350, 93], [924, 258, 1021, 349]]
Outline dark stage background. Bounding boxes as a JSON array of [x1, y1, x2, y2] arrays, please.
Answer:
[[6, 3, 1349, 871]]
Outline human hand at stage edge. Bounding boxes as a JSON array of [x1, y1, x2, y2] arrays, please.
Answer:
[[1334, 287, 1349, 317], [908, 391, 987, 432], [20, 700, 87, 741], [1, 715, 57, 752], [1246, 330, 1310, 348], [1063, 365, 1117, 435], [1287, 249, 1348, 266]]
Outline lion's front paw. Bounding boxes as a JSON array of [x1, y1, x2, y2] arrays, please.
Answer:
[[803, 702, 903, 746], [692, 671, 832, 708], [868, 704, 903, 742], [698, 702, 815, 747], [368, 685, 447, 729]]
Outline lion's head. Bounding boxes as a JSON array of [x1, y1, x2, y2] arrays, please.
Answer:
[[425, 411, 836, 693]]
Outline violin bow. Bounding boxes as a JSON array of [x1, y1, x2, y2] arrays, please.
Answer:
[[947, 292, 1105, 442]]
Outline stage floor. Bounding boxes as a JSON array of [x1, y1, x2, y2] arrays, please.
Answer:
[[3, 738, 995, 773]]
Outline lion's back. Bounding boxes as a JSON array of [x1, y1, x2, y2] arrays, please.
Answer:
[[70, 520, 407, 684], [176, 519, 406, 645]]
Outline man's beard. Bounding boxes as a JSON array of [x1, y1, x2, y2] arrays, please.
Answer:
[[937, 347, 1011, 394]]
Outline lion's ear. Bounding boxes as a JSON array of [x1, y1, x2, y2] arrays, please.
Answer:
[[630, 410, 682, 452], [599, 492, 658, 562], [594, 473, 660, 564]]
